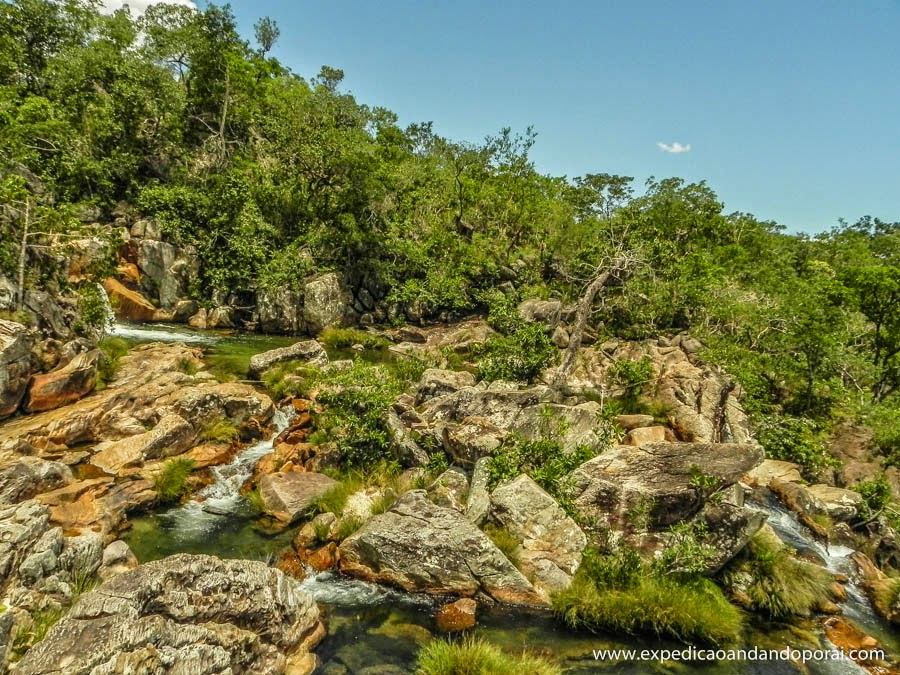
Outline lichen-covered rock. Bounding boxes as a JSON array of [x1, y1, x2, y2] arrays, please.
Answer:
[[0, 500, 52, 590], [15, 554, 323, 675], [258, 287, 304, 334], [567, 442, 764, 530], [258, 472, 339, 523], [0, 319, 32, 419], [25, 349, 100, 413], [90, 413, 194, 475], [0, 458, 72, 506], [426, 468, 469, 512], [303, 272, 348, 334], [248, 340, 328, 379], [415, 369, 477, 405], [770, 479, 864, 523], [489, 475, 586, 596], [339, 490, 545, 606]]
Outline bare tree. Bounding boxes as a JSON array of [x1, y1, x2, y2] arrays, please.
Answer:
[[550, 246, 646, 395]]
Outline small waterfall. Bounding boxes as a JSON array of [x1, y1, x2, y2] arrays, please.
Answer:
[[97, 282, 116, 335], [299, 570, 432, 608], [154, 408, 291, 539]]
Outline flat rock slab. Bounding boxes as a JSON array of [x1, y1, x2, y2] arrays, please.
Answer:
[[259, 471, 338, 523], [25, 349, 99, 413], [248, 340, 328, 378], [339, 490, 545, 607]]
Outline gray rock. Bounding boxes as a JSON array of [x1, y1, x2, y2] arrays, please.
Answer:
[[339, 490, 545, 606], [207, 305, 234, 328], [0, 273, 16, 311], [385, 409, 428, 467], [15, 553, 322, 675], [248, 339, 328, 378], [567, 442, 764, 530], [465, 457, 492, 526], [173, 299, 199, 323], [304, 272, 349, 334], [257, 287, 304, 334], [551, 325, 570, 348], [518, 299, 562, 326], [24, 290, 72, 339], [101, 540, 134, 567], [490, 475, 586, 596], [137, 240, 199, 309], [415, 369, 477, 405], [0, 500, 52, 588], [0, 458, 72, 506], [770, 480, 864, 523], [694, 502, 767, 573], [426, 468, 469, 512], [58, 532, 103, 577], [0, 319, 33, 419], [442, 417, 506, 465], [258, 472, 339, 523]]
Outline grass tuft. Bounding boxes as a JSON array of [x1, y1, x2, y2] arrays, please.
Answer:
[[416, 635, 561, 675], [483, 523, 521, 568], [318, 327, 390, 350], [200, 417, 239, 443], [153, 457, 196, 504]]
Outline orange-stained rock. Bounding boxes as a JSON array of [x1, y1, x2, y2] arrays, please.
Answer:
[[25, 349, 100, 413], [103, 277, 159, 321], [822, 616, 889, 670], [302, 542, 340, 571], [275, 549, 307, 580], [435, 598, 477, 633], [117, 262, 141, 284], [624, 425, 668, 446], [186, 443, 236, 468], [291, 398, 312, 413]]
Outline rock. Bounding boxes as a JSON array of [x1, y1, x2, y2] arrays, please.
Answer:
[[102, 277, 159, 321], [490, 475, 586, 596], [188, 307, 208, 329], [173, 299, 199, 322], [465, 457, 492, 526], [130, 218, 161, 240], [248, 340, 328, 379], [339, 490, 545, 606], [258, 287, 304, 334], [770, 479, 863, 523], [743, 459, 803, 488], [851, 552, 900, 625], [442, 417, 505, 465], [25, 349, 99, 413], [435, 598, 477, 632], [24, 290, 73, 339], [58, 532, 103, 577], [693, 502, 767, 573], [304, 272, 349, 334], [258, 472, 339, 523], [0, 500, 52, 589], [0, 273, 16, 311], [15, 554, 323, 675], [185, 443, 236, 468], [385, 409, 428, 467], [207, 305, 234, 328], [615, 414, 656, 431], [136, 240, 198, 309], [101, 539, 136, 567], [396, 326, 428, 344], [518, 299, 561, 326], [90, 413, 194, 474], [426, 468, 469, 512], [0, 319, 32, 418], [415, 369, 477, 405], [623, 425, 668, 446], [0, 458, 72, 506], [551, 325, 570, 349], [822, 616, 889, 670], [567, 442, 764, 530]]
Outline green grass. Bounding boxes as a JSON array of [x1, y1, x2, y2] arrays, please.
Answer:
[[96, 336, 130, 389], [553, 548, 743, 647], [153, 458, 196, 504], [244, 487, 265, 513], [319, 327, 390, 350], [177, 356, 200, 375], [483, 524, 521, 567], [416, 636, 561, 675], [68, 564, 100, 602], [335, 515, 364, 540], [720, 533, 836, 620], [10, 604, 63, 661], [313, 519, 333, 544], [308, 476, 364, 516], [200, 416, 239, 443]]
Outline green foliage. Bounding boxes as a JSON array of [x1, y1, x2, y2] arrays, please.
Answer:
[[318, 327, 389, 350], [653, 521, 718, 579], [853, 475, 893, 520], [483, 523, 521, 567], [868, 400, 900, 466], [755, 415, 839, 476], [335, 515, 364, 540], [244, 487, 265, 513], [486, 435, 596, 497], [416, 636, 561, 675], [608, 356, 654, 411], [96, 336, 129, 389], [554, 548, 743, 646], [200, 417, 239, 443], [720, 533, 835, 620], [153, 458, 196, 504], [475, 321, 558, 383], [11, 604, 63, 662]]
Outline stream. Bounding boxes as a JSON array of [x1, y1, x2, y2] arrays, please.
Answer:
[[113, 321, 897, 674]]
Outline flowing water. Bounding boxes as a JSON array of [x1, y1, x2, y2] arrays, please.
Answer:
[[114, 320, 895, 674]]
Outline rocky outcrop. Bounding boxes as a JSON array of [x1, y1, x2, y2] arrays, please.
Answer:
[[566, 442, 764, 530], [136, 239, 198, 309], [693, 502, 767, 573], [415, 369, 477, 405], [303, 272, 348, 334], [258, 472, 339, 523], [339, 490, 545, 606], [102, 277, 162, 322], [0, 500, 52, 591], [90, 413, 194, 475], [0, 319, 32, 419], [248, 340, 328, 379], [15, 554, 323, 675], [258, 287, 304, 334], [851, 551, 900, 626], [24, 349, 99, 413], [770, 478, 864, 523], [0, 458, 72, 506], [489, 475, 586, 596]]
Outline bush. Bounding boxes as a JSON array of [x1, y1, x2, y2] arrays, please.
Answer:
[[416, 636, 561, 675], [475, 322, 558, 383], [720, 532, 835, 620], [554, 548, 743, 646], [853, 475, 893, 520], [755, 415, 839, 476], [11, 604, 63, 661], [154, 458, 196, 504], [200, 417, 239, 443], [608, 356, 654, 411], [96, 337, 129, 389]]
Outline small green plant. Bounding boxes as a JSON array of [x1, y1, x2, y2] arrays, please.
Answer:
[[68, 564, 100, 602], [200, 417, 239, 443], [853, 475, 893, 521], [312, 519, 333, 544], [689, 464, 719, 499], [96, 336, 129, 389], [244, 487, 265, 513], [608, 356, 654, 411], [153, 458, 196, 504], [11, 604, 63, 661], [319, 327, 390, 350], [308, 476, 363, 517], [475, 322, 558, 383], [486, 435, 599, 498], [623, 496, 653, 531], [177, 356, 200, 375], [335, 515, 364, 540], [653, 521, 718, 579], [416, 635, 561, 675], [370, 488, 400, 516], [483, 523, 521, 567]]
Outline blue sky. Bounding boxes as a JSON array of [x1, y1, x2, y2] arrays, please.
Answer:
[[215, 0, 900, 233]]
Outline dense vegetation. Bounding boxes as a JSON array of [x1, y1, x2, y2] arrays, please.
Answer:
[[2, 1, 899, 482]]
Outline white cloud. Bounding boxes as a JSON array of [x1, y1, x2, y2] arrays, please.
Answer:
[[657, 141, 692, 154], [100, 0, 196, 15]]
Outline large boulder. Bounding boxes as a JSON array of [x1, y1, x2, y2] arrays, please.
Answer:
[[415, 368, 477, 405], [0, 273, 16, 311], [0, 319, 32, 418], [258, 472, 339, 523], [102, 277, 159, 322], [25, 349, 100, 413], [24, 290, 73, 339], [90, 413, 194, 475], [136, 239, 198, 309], [490, 475, 586, 597], [258, 287, 304, 334], [248, 340, 328, 379], [15, 554, 324, 675], [339, 490, 545, 606], [303, 272, 349, 334], [566, 442, 764, 530], [770, 479, 864, 523]]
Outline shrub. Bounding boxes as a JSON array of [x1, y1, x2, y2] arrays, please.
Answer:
[[96, 337, 129, 389], [416, 636, 561, 675], [308, 477, 362, 517], [244, 487, 265, 513], [553, 548, 743, 647], [755, 415, 840, 476], [335, 515, 364, 540], [869, 400, 900, 466], [154, 458, 196, 504], [475, 322, 558, 383], [853, 475, 893, 520], [720, 532, 835, 620], [200, 417, 239, 443], [486, 435, 598, 498], [608, 356, 654, 411]]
